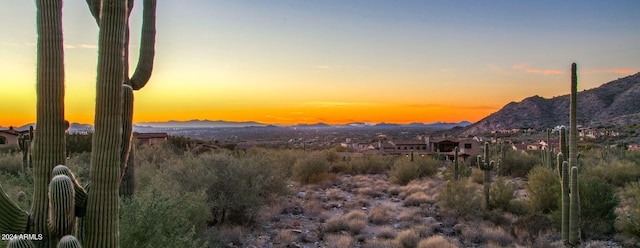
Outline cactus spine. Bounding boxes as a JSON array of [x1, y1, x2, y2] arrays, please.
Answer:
[[7, 238, 36, 248], [47, 175, 75, 242], [56, 235, 82, 248], [51, 165, 87, 217], [83, 0, 128, 246]]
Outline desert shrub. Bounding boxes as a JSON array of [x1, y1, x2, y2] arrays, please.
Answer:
[[390, 158, 438, 185], [349, 154, 395, 174], [482, 225, 514, 247], [442, 160, 472, 181], [470, 168, 484, 184], [404, 192, 433, 207], [584, 159, 640, 187], [377, 226, 397, 239], [578, 176, 619, 238], [324, 215, 348, 233], [437, 180, 481, 217], [417, 235, 458, 248], [489, 177, 516, 211], [617, 181, 640, 238], [66, 132, 93, 154], [0, 152, 24, 175], [501, 150, 539, 177], [0, 170, 33, 210], [525, 166, 560, 213], [369, 204, 392, 225], [120, 189, 208, 248], [395, 229, 420, 248], [293, 153, 330, 184]]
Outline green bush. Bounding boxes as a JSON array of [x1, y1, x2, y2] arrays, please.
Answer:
[[120, 189, 208, 248], [525, 166, 560, 214], [293, 153, 330, 184], [351, 154, 395, 174], [501, 150, 539, 177], [390, 157, 439, 185], [584, 159, 640, 187], [489, 177, 516, 211], [0, 152, 24, 175], [617, 181, 640, 238], [437, 180, 481, 217], [578, 176, 619, 238], [442, 161, 472, 181]]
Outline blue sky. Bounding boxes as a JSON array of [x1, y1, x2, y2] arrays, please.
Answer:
[[1, 1, 639, 125]]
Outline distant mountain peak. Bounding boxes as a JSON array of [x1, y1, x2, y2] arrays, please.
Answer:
[[462, 72, 640, 135]]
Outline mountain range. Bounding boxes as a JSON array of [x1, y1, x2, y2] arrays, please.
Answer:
[[462, 72, 640, 135]]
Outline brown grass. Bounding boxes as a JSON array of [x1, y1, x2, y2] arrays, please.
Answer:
[[324, 215, 348, 233], [275, 230, 299, 246], [417, 235, 459, 248], [369, 204, 393, 225], [325, 234, 354, 248], [395, 229, 421, 248], [377, 226, 398, 239], [404, 191, 434, 207]]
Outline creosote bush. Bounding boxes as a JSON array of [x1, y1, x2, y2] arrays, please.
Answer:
[[437, 180, 481, 217], [489, 177, 516, 211], [617, 181, 640, 238], [500, 150, 539, 177], [525, 166, 560, 213], [293, 153, 330, 184], [390, 157, 439, 185]]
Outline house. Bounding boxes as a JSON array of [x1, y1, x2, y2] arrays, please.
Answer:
[[134, 132, 168, 145], [0, 127, 20, 148]]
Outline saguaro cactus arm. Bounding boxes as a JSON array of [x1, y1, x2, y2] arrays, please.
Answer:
[[52, 165, 88, 217], [130, 0, 157, 90], [0, 183, 30, 234]]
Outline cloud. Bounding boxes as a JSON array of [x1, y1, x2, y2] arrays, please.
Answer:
[[314, 65, 330, 69], [439, 68, 454, 73], [585, 69, 637, 74], [79, 44, 98, 49], [403, 104, 497, 111], [512, 63, 563, 75]]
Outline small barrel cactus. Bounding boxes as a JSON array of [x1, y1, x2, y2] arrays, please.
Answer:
[[57, 235, 83, 248]]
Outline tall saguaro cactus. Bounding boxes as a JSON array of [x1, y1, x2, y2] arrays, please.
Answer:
[[82, 0, 128, 246], [478, 142, 494, 208], [557, 63, 581, 247], [85, 0, 157, 197], [32, 0, 67, 246]]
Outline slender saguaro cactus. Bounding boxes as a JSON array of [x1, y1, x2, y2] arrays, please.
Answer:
[[119, 85, 135, 196], [454, 146, 459, 180], [560, 127, 568, 160], [83, 0, 127, 246], [86, 0, 157, 197], [478, 142, 494, 208], [567, 63, 580, 247], [32, 0, 67, 246]]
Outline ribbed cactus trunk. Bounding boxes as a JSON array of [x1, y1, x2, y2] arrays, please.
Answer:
[[32, 0, 67, 246], [454, 146, 459, 180], [47, 175, 75, 245], [567, 63, 580, 247], [83, 0, 127, 246], [560, 160, 569, 241], [86, 0, 157, 197]]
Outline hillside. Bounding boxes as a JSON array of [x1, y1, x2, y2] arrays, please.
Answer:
[[463, 72, 640, 135]]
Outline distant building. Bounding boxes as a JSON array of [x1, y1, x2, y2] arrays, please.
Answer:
[[134, 132, 168, 145], [0, 127, 20, 148]]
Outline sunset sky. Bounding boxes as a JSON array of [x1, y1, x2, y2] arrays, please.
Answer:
[[1, 1, 639, 127]]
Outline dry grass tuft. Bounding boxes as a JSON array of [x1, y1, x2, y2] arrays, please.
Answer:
[[404, 191, 434, 207], [275, 230, 299, 246], [395, 229, 420, 248], [369, 204, 393, 225], [377, 226, 398, 239], [363, 239, 397, 248], [324, 215, 348, 233], [417, 235, 459, 248], [325, 234, 354, 248]]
